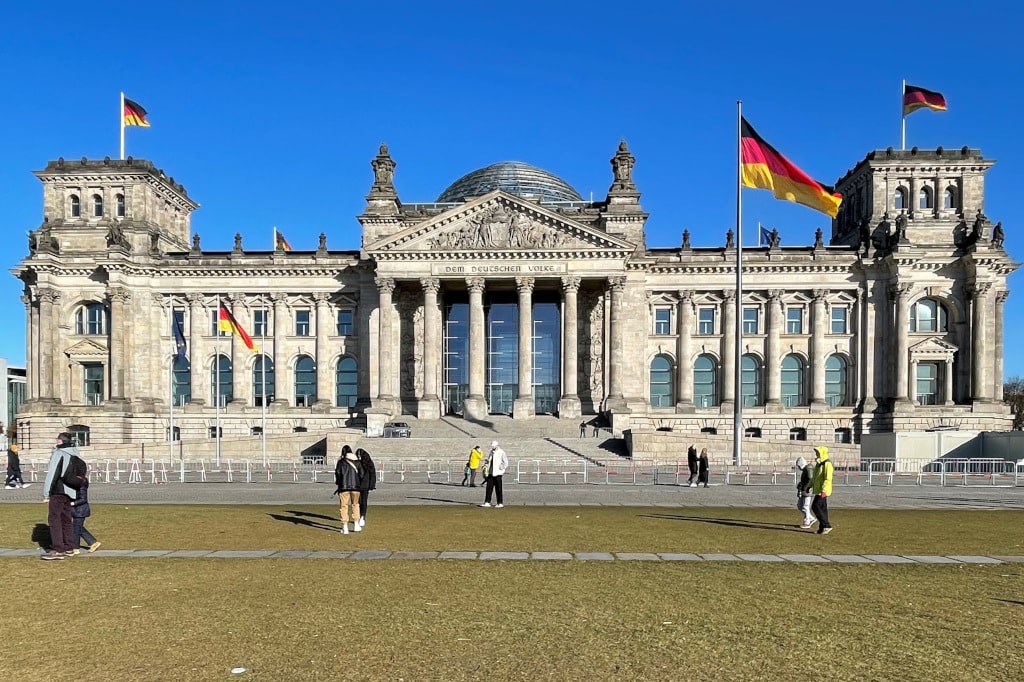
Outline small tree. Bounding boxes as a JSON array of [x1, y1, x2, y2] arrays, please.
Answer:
[[1003, 376, 1024, 430]]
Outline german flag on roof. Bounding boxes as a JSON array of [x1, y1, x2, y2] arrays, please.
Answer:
[[740, 118, 842, 218], [903, 84, 947, 116], [123, 97, 150, 127]]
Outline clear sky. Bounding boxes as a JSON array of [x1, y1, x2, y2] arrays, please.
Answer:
[[2, 1, 1021, 375]]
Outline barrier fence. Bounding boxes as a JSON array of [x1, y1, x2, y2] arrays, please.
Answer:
[[18, 456, 1024, 488]]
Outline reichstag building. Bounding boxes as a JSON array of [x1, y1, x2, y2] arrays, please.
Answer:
[[12, 141, 1015, 455]]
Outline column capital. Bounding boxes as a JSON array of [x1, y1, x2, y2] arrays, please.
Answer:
[[271, 292, 289, 305], [313, 292, 331, 305], [186, 292, 205, 306], [106, 287, 132, 304], [677, 289, 694, 303], [466, 277, 485, 294], [812, 289, 829, 302], [375, 277, 396, 295], [515, 276, 535, 294], [420, 277, 440, 294], [561, 275, 581, 293], [969, 282, 993, 299], [20, 294, 31, 309], [891, 282, 913, 300], [151, 292, 168, 308], [767, 289, 784, 304], [608, 276, 626, 293], [997, 290, 1010, 305], [722, 290, 736, 303], [224, 292, 243, 305]]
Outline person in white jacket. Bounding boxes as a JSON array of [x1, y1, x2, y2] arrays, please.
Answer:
[[479, 440, 508, 509]]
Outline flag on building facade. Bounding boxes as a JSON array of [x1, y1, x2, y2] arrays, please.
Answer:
[[902, 84, 947, 116], [274, 228, 292, 252], [123, 97, 151, 127], [740, 118, 842, 218], [173, 316, 187, 362], [218, 305, 257, 353], [758, 223, 773, 247]]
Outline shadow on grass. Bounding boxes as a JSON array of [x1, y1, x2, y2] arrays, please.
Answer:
[[266, 512, 338, 533], [408, 496, 481, 505], [287, 509, 337, 522], [642, 513, 807, 533], [994, 598, 1024, 606]]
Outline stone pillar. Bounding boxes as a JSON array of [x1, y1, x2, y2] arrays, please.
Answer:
[[418, 278, 442, 419], [943, 357, 954, 406], [675, 289, 694, 411], [513, 276, 536, 419], [272, 293, 289, 407], [995, 291, 1008, 402], [375, 277, 396, 407], [187, 293, 207, 406], [860, 282, 877, 412], [314, 293, 332, 407], [23, 293, 36, 401], [894, 283, 913, 408], [605, 277, 626, 410], [910, 359, 919, 403], [765, 290, 783, 411], [106, 287, 132, 403], [971, 282, 993, 402], [810, 289, 829, 410], [36, 289, 55, 402], [558, 276, 581, 419], [721, 291, 736, 408], [463, 277, 488, 420]]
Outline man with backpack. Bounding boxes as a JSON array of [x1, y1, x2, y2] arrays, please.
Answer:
[[41, 432, 83, 560]]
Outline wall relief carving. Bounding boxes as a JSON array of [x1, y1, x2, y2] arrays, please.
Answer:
[[427, 204, 577, 250], [579, 290, 605, 401]]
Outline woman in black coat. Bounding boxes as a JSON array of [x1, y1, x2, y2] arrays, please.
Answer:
[[697, 448, 710, 488], [356, 448, 376, 529]]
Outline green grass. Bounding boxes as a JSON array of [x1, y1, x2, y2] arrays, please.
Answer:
[[1, 506, 1022, 681]]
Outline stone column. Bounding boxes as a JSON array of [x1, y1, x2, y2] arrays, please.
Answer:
[[106, 287, 132, 403], [272, 293, 289, 407], [558, 276, 581, 419], [810, 289, 829, 410], [606, 277, 626, 409], [513, 276, 536, 419], [314, 292, 333, 407], [995, 291, 1008, 402], [943, 357, 955, 406], [23, 293, 35, 401], [894, 283, 912, 408], [971, 282, 993, 402], [910, 359, 919, 403], [418, 278, 442, 419], [675, 289, 694, 411], [187, 293, 207, 406], [860, 282, 877, 412], [721, 291, 736, 408], [463, 277, 488, 420], [765, 290, 783, 411], [375, 277, 396, 407], [36, 289, 55, 402]]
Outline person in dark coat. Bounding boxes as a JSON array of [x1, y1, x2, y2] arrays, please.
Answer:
[[5, 443, 29, 489], [356, 448, 376, 529], [334, 445, 363, 535], [697, 448, 710, 488], [686, 445, 699, 487], [69, 476, 101, 553]]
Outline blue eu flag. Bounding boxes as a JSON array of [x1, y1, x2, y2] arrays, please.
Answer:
[[173, 317, 187, 362]]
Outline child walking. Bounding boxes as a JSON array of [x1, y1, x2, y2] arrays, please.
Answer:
[[795, 456, 816, 529], [69, 476, 101, 553]]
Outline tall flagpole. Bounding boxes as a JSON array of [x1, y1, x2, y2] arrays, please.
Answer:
[[901, 79, 906, 150], [119, 92, 126, 161], [261, 295, 267, 468], [734, 100, 744, 467], [168, 353, 174, 466], [215, 295, 222, 467]]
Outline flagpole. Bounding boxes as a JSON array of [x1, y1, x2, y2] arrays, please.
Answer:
[[261, 296, 267, 468], [901, 79, 906, 151], [734, 100, 744, 467], [216, 295, 222, 468], [169, 353, 174, 466], [119, 91, 125, 161]]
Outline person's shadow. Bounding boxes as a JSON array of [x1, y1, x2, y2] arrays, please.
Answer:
[[31, 523, 51, 550], [266, 512, 337, 533]]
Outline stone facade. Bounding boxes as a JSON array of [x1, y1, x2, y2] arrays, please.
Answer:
[[11, 144, 1017, 458]]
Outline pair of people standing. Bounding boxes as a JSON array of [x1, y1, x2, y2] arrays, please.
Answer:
[[334, 445, 376, 535], [461, 444, 483, 487], [479, 441, 508, 508], [796, 446, 833, 533], [41, 432, 99, 560], [686, 445, 709, 488]]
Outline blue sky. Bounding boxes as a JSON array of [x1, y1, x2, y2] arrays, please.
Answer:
[[2, 1, 1022, 375]]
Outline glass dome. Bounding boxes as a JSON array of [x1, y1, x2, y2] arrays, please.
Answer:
[[436, 161, 583, 204]]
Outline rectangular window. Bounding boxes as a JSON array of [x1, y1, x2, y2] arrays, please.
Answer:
[[786, 307, 803, 334], [697, 308, 715, 335], [742, 307, 759, 334], [654, 308, 671, 335], [295, 309, 311, 336], [337, 309, 354, 336], [253, 309, 269, 337], [83, 363, 104, 405], [830, 306, 848, 334], [172, 309, 185, 335]]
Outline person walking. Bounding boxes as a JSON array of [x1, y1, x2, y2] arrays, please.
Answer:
[[41, 432, 78, 560], [810, 445, 834, 534], [464, 444, 483, 487], [5, 443, 29, 489], [795, 456, 816, 529], [355, 448, 376, 529], [334, 445, 363, 535], [686, 445, 699, 487], [479, 440, 508, 508], [69, 475, 101, 553], [579, 420, 587, 438], [697, 448, 710, 488]]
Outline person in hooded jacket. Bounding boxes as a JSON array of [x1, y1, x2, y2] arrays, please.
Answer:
[[41, 432, 79, 560], [334, 445, 364, 535], [355, 448, 376, 529], [810, 445, 834, 534]]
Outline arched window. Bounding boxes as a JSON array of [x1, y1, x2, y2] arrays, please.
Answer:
[[834, 427, 852, 444], [166, 426, 181, 441], [894, 187, 907, 210], [744, 427, 762, 438], [92, 194, 103, 217], [789, 427, 807, 441], [335, 357, 358, 408], [172, 356, 191, 406], [294, 355, 317, 407], [910, 298, 948, 333], [70, 195, 81, 217], [740, 354, 763, 407], [208, 426, 223, 438], [825, 355, 848, 407], [66, 424, 91, 447], [253, 354, 275, 406], [700, 426, 718, 435], [250, 426, 263, 436], [693, 354, 718, 408], [918, 186, 932, 210], [116, 193, 126, 217], [916, 362, 940, 405], [293, 426, 308, 433], [780, 354, 806, 407], [75, 302, 106, 335], [649, 354, 674, 407], [210, 354, 233, 406], [943, 187, 957, 210]]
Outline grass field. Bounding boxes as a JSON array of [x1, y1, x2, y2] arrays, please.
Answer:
[[1, 505, 1021, 681]]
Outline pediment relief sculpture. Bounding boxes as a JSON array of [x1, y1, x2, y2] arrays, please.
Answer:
[[426, 204, 582, 251]]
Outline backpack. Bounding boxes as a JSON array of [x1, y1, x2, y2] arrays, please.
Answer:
[[60, 454, 88, 490]]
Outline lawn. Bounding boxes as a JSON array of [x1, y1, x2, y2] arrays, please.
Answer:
[[1, 505, 1021, 681]]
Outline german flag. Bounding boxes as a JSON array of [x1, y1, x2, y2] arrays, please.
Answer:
[[218, 305, 257, 353], [903, 84, 947, 116], [275, 229, 292, 252], [123, 97, 150, 127], [740, 118, 842, 218]]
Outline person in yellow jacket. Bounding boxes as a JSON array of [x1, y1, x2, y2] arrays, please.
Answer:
[[463, 445, 484, 488], [810, 445, 833, 534]]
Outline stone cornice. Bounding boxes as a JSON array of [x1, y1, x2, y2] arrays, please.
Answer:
[[372, 248, 632, 261], [646, 263, 856, 275]]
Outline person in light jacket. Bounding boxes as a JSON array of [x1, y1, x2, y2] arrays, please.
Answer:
[[334, 445, 364, 535], [479, 440, 509, 508], [41, 432, 78, 560]]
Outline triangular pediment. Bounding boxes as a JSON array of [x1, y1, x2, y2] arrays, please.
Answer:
[[909, 337, 958, 356], [365, 191, 635, 258], [65, 338, 108, 358]]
